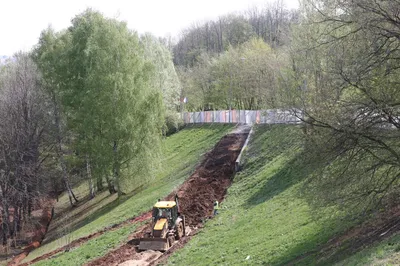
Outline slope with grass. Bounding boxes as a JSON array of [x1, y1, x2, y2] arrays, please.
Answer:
[[23, 125, 233, 265], [21, 124, 400, 266], [166, 125, 358, 266], [335, 233, 400, 266]]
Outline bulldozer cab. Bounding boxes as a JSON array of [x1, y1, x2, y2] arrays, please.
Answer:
[[152, 201, 178, 228]]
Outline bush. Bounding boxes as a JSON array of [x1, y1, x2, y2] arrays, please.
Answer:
[[164, 111, 184, 136]]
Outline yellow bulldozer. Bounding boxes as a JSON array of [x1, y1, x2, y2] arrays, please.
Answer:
[[138, 196, 186, 251]]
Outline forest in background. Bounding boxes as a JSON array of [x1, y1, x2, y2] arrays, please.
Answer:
[[1, 0, 400, 252]]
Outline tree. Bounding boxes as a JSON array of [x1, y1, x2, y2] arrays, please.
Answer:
[[140, 33, 181, 112], [0, 53, 52, 245], [33, 27, 79, 206], [35, 10, 164, 197], [178, 38, 288, 111], [173, 1, 299, 67], [290, 0, 400, 208]]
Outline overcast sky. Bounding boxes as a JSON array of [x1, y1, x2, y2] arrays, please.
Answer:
[[0, 0, 299, 56]]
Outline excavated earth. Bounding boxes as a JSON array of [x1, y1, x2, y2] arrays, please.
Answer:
[[86, 132, 249, 266]]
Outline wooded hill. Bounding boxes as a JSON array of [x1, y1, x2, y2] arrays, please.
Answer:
[[1, 0, 400, 262]]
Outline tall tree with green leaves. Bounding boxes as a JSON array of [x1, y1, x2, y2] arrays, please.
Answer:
[[35, 10, 164, 197], [33, 28, 79, 206], [68, 10, 164, 196], [140, 33, 180, 112]]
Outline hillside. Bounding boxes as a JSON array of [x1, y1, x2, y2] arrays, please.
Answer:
[[4, 124, 400, 266], [165, 125, 400, 266], [1, 1, 399, 265], [17, 125, 234, 265]]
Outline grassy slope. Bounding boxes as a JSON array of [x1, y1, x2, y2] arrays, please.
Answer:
[[34, 223, 140, 266], [334, 234, 400, 266], [167, 125, 354, 266], [25, 124, 233, 265]]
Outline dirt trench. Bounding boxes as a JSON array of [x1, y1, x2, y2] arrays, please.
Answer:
[[86, 132, 249, 266], [172, 133, 247, 226]]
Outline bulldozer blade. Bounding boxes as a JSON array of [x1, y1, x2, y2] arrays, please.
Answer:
[[138, 238, 169, 251], [127, 238, 140, 245]]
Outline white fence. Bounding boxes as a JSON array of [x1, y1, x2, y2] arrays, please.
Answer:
[[183, 109, 302, 125]]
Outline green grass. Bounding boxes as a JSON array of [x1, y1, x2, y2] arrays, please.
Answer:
[[25, 123, 400, 266], [42, 182, 119, 247], [333, 233, 400, 266], [34, 223, 140, 266], [25, 124, 233, 264], [167, 125, 352, 266]]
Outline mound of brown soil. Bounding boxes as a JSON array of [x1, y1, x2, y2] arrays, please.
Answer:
[[174, 133, 247, 226]]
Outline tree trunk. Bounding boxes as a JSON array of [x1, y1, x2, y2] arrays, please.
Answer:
[[97, 176, 104, 192], [17, 204, 21, 232], [86, 155, 95, 199], [12, 204, 19, 246], [1, 201, 9, 246], [52, 93, 78, 206], [113, 140, 122, 197], [105, 175, 117, 194]]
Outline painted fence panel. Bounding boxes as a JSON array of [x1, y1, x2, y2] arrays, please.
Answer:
[[183, 109, 302, 125]]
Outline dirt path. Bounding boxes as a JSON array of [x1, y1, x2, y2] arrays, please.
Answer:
[[86, 132, 249, 266]]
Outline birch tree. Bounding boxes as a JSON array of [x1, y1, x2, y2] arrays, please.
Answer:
[[33, 28, 79, 206], [35, 10, 164, 197]]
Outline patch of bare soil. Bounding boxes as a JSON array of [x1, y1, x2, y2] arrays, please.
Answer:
[[86, 132, 248, 266], [119, 250, 163, 266]]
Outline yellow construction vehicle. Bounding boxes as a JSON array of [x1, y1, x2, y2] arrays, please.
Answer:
[[138, 197, 185, 251]]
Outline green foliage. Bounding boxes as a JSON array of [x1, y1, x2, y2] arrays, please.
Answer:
[[173, 5, 297, 66], [221, 14, 256, 48], [163, 111, 183, 136], [34, 9, 165, 194], [140, 33, 181, 111], [180, 38, 289, 111]]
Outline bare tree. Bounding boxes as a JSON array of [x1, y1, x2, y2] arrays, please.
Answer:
[[0, 53, 52, 246], [292, 0, 400, 208]]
